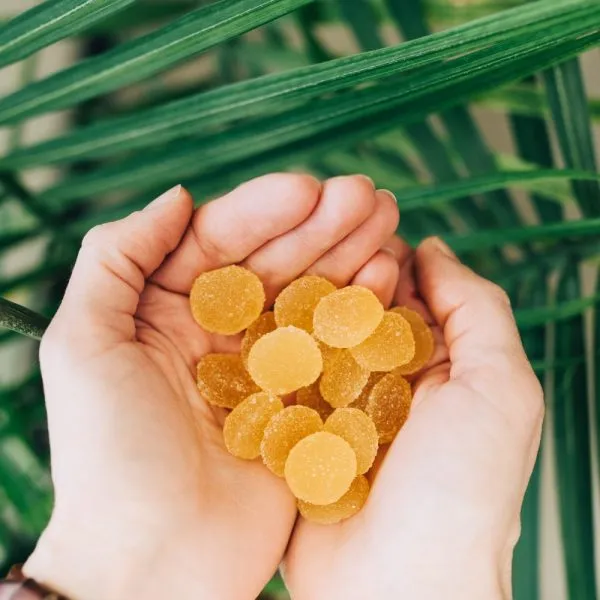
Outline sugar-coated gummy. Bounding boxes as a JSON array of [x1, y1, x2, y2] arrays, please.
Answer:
[[390, 306, 435, 375], [274, 276, 336, 332], [350, 312, 415, 372], [296, 381, 334, 421], [319, 348, 369, 408], [223, 392, 284, 459], [298, 475, 369, 524], [196, 353, 260, 409], [190, 265, 265, 334], [240, 311, 277, 368], [247, 326, 323, 395], [349, 372, 385, 412], [261, 405, 323, 476], [313, 286, 384, 348], [284, 431, 357, 505], [324, 408, 378, 474], [366, 370, 412, 444]]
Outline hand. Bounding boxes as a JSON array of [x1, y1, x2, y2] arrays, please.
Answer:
[[24, 174, 399, 600], [283, 236, 544, 600]]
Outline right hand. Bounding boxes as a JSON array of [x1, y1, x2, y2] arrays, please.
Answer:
[[284, 235, 544, 600]]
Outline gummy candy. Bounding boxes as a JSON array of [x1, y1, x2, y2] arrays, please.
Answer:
[[313, 286, 384, 348], [391, 306, 435, 375], [190, 265, 265, 334], [196, 353, 260, 409], [350, 312, 415, 372], [240, 311, 276, 368], [319, 348, 369, 408], [284, 431, 357, 505], [296, 381, 334, 421], [247, 326, 323, 395], [274, 276, 336, 332], [366, 370, 412, 444], [324, 408, 378, 474], [223, 392, 284, 459], [298, 475, 369, 524], [261, 405, 323, 476], [349, 372, 385, 412]]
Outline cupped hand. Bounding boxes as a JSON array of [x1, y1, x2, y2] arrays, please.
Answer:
[[283, 236, 544, 600], [25, 174, 399, 600]]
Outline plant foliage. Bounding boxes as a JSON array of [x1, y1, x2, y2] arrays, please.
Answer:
[[0, 0, 598, 597]]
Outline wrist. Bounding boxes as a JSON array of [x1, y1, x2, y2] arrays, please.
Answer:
[[24, 515, 221, 600]]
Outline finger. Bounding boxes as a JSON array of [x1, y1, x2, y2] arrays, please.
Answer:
[[51, 185, 193, 347], [305, 189, 399, 287], [383, 233, 413, 269], [242, 175, 376, 300], [351, 249, 400, 308], [415, 237, 542, 419], [153, 173, 322, 294]]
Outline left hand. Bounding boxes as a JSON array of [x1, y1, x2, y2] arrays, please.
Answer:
[[25, 174, 399, 600]]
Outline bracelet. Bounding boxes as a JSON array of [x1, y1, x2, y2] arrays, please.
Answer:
[[0, 565, 67, 599]]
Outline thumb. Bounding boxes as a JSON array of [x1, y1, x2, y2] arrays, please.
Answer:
[[50, 185, 193, 347], [415, 237, 541, 418]]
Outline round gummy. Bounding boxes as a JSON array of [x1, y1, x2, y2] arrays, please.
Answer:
[[196, 353, 260, 409], [223, 392, 284, 459], [313, 286, 384, 348], [296, 381, 334, 421], [324, 408, 378, 474], [349, 372, 386, 412], [298, 475, 369, 524], [247, 326, 323, 395], [240, 311, 277, 368], [274, 276, 336, 332], [391, 306, 435, 375], [350, 312, 415, 372], [319, 348, 369, 408], [366, 370, 412, 444], [261, 405, 323, 477], [284, 431, 357, 505], [190, 265, 265, 334]]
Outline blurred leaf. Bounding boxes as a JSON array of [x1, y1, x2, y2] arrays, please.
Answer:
[[516, 291, 600, 328], [3, 0, 599, 168], [39, 30, 600, 207], [0, 0, 314, 125], [543, 59, 600, 218], [399, 169, 599, 212], [553, 271, 597, 600], [0, 298, 49, 341], [0, 0, 134, 69]]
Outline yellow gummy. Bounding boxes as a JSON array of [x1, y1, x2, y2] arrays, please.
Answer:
[[349, 372, 386, 412], [313, 286, 384, 348], [261, 405, 323, 476], [319, 348, 369, 408], [296, 381, 334, 421], [223, 393, 284, 459], [274, 276, 336, 332], [298, 475, 369, 524], [190, 265, 265, 334], [324, 408, 378, 474], [284, 431, 357, 505], [247, 326, 323, 395], [240, 311, 277, 368], [366, 370, 412, 444], [196, 353, 260, 409], [391, 306, 435, 375], [350, 311, 415, 372]]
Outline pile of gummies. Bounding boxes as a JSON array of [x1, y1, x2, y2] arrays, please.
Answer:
[[190, 265, 434, 524]]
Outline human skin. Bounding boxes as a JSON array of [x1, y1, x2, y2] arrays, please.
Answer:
[[23, 174, 401, 600], [282, 236, 544, 600]]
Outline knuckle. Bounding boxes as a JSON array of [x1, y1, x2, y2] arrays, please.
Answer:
[[483, 280, 512, 308]]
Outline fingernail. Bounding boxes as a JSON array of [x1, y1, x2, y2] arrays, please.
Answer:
[[377, 189, 397, 204], [145, 184, 182, 210], [430, 236, 457, 260], [380, 246, 397, 258], [356, 174, 375, 187]]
